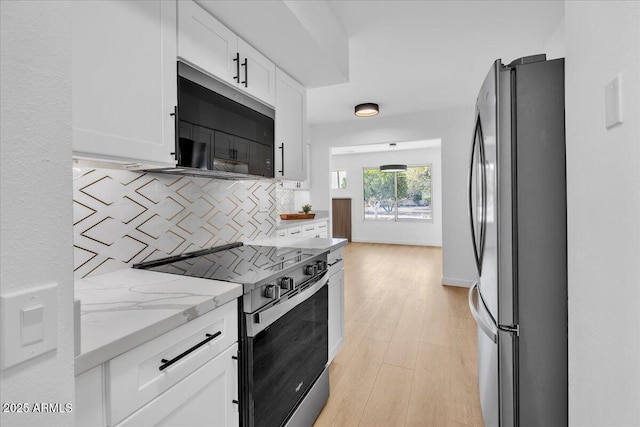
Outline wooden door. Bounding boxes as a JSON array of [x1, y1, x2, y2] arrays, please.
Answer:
[[332, 198, 352, 242]]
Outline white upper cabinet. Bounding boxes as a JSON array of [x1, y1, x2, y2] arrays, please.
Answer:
[[177, 1, 276, 106], [72, 0, 177, 168], [237, 39, 276, 106], [282, 143, 310, 189], [177, 0, 237, 84], [275, 68, 306, 182]]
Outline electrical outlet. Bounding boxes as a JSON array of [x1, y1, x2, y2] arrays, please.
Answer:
[[260, 197, 270, 212]]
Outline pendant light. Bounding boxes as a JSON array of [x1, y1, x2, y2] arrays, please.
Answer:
[[380, 143, 406, 172], [354, 103, 379, 117], [380, 164, 407, 172]]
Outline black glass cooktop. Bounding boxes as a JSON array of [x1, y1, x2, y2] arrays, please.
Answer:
[[134, 242, 324, 286]]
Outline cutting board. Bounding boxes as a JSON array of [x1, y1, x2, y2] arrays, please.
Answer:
[[279, 213, 315, 220]]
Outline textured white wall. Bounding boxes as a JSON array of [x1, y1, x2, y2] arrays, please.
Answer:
[[0, 1, 75, 426], [309, 107, 477, 286], [331, 147, 442, 246], [565, 1, 640, 425]]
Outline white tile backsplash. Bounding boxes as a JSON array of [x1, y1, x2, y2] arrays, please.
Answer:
[[73, 167, 277, 279]]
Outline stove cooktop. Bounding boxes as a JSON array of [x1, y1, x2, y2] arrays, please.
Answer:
[[134, 243, 325, 290]]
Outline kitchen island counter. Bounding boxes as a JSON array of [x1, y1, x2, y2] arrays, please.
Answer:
[[74, 268, 241, 375]]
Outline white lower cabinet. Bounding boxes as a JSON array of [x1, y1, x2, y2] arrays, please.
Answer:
[[301, 223, 317, 237], [75, 300, 239, 427], [286, 226, 302, 237], [328, 248, 345, 363], [76, 365, 106, 427], [316, 221, 329, 238], [277, 220, 328, 239], [117, 344, 238, 427]]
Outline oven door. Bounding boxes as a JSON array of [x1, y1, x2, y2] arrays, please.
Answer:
[[245, 273, 329, 427]]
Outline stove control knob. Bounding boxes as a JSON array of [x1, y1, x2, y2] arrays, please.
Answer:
[[304, 265, 316, 275], [315, 260, 327, 271], [264, 284, 280, 299], [279, 277, 294, 290]]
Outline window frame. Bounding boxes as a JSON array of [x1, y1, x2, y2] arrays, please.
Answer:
[[362, 164, 433, 223], [331, 169, 347, 189]]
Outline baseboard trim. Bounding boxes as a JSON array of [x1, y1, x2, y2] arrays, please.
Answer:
[[351, 238, 442, 247], [441, 277, 475, 288]]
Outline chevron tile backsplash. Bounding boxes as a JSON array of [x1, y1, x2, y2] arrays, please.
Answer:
[[73, 166, 277, 279]]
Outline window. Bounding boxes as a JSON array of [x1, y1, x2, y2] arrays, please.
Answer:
[[331, 170, 347, 189], [363, 165, 432, 221]]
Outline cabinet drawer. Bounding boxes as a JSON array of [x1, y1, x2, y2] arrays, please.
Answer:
[[117, 343, 239, 427], [286, 226, 302, 237], [328, 247, 344, 276], [301, 223, 316, 237], [109, 300, 238, 425]]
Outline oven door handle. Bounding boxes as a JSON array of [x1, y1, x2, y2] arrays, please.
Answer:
[[248, 272, 329, 337]]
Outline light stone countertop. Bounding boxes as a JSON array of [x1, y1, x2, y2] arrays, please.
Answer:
[[245, 236, 348, 252], [275, 211, 330, 229], [74, 268, 242, 375]]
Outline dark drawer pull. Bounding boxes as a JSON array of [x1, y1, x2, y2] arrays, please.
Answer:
[[159, 331, 222, 371], [328, 259, 343, 267]]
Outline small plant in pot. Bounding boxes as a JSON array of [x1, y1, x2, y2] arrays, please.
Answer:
[[301, 204, 312, 214]]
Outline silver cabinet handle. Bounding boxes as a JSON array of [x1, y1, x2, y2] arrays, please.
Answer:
[[468, 282, 497, 343]]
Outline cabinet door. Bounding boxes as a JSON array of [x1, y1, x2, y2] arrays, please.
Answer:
[[76, 365, 106, 427], [117, 344, 239, 427], [275, 68, 306, 181], [72, 0, 177, 167], [316, 221, 329, 238], [238, 38, 276, 106], [177, 0, 237, 86], [328, 268, 345, 363]]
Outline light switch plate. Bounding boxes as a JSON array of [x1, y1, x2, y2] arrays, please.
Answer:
[[1, 283, 58, 370], [605, 74, 623, 129]]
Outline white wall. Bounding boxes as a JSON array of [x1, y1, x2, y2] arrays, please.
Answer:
[[565, 2, 640, 426], [331, 147, 442, 246], [310, 106, 477, 286], [0, 1, 75, 426]]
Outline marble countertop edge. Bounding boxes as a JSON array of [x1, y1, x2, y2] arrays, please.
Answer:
[[74, 270, 242, 376]]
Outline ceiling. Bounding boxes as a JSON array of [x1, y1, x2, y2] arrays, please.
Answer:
[[198, 1, 564, 126], [331, 139, 441, 155], [308, 0, 564, 124]]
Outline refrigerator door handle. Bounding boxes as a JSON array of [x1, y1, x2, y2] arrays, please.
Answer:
[[468, 118, 481, 273], [468, 282, 497, 343], [468, 116, 487, 274]]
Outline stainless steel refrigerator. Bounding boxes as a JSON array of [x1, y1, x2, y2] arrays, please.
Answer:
[[467, 55, 567, 427]]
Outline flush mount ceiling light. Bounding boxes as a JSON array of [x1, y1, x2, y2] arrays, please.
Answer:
[[354, 103, 379, 117], [380, 164, 407, 172]]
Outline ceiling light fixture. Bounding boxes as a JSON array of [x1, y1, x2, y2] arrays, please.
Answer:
[[354, 103, 379, 117], [380, 164, 407, 173]]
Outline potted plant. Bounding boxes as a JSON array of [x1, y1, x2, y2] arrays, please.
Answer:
[[301, 204, 312, 214]]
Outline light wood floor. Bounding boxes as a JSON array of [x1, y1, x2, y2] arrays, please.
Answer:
[[315, 243, 484, 427]]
